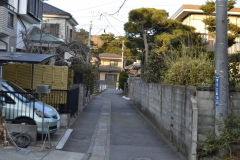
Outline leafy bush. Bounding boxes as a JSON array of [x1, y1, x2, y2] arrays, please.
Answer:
[[119, 71, 128, 90], [229, 52, 240, 63], [164, 56, 215, 86], [198, 116, 240, 159], [229, 62, 240, 88], [146, 51, 169, 83], [71, 61, 98, 94]]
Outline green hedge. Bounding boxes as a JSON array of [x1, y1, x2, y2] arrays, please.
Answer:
[[119, 71, 128, 90], [164, 56, 215, 86]]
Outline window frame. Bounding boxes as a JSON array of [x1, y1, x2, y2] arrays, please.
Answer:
[[7, 12, 14, 29], [0, 39, 8, 51], [110, 61, 118, 67]]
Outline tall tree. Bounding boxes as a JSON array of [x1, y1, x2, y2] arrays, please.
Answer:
[[147, 20, 205, 83], [104, 36, 132, 62], [92, 34, 135, 64], [74, 28, 89, 45], [124, 8, 169, 72], [201, 0, 240, 47]]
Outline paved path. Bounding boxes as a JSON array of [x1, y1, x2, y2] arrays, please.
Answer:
[[63, 89, 181, 160], [63, 95, 104, 153]]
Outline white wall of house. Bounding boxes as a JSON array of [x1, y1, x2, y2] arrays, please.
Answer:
[[17, 0, 27, 14], [16, 0, 42, 50], [181, 14, 240, 53], [16, 20, 27, 50], [42, 18, 66, 40], [65, 20, 74, 43], [42, 17, 75, 43], [182, 14, 207, 34]]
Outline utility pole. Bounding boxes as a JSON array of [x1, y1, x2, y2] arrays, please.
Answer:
[[87, 21, 92, 63], [122, 40, 124, 70], [215, 0, 229, 134]]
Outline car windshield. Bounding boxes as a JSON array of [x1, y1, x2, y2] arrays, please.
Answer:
[[1, 81, 35, 103]]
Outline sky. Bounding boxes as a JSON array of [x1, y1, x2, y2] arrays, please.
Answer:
[[46, 0, 240, 36]]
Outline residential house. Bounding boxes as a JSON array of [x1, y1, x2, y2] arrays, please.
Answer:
[[16, 0, 44, 51], [125, 60, 141, 77], [42, 3, 78, 43], [92, 53, 123, 85], [0, 0, 44, 52], [0, 0, 17, 52], [171, 5, 240, 53]]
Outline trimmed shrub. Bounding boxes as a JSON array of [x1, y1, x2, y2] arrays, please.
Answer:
[[119, 71, 128, 90], [164, 56, 215, 86]]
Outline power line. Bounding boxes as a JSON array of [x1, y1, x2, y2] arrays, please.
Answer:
[[99, 0, 128, 19], [70, 1, 117, 13], [93, 27, 108, 35], [108, 0, 127, 16], [103, 15, 122, 36], [108, 15, 126, 23]]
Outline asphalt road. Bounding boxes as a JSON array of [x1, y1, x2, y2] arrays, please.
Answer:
[[63, 89, 181, 160]]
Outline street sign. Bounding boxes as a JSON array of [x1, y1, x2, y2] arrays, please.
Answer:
[[215, 75, 220, 106]]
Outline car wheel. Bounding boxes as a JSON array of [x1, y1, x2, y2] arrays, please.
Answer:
[[13, 118, 35, 125]]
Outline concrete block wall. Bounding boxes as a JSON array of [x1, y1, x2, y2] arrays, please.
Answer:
[[128, 78, 240, 160], [230, 90, 240, 117], [128, 78, 196, 159], [196, 89, 240, 142], [196, 89, 215, 142]]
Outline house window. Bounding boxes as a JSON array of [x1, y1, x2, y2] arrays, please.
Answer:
[[0, 39, 8, 51], [66, 26, 69, 41], [105, 74, 117, 81], [7, 12, 14, 28], [27, 0, 43, 20], [42, 23, 60, 38], [37, 0, 43, 19], [70, 29, 73, 42], [0, 0, 8, 7], [110, 61, 118, 67]]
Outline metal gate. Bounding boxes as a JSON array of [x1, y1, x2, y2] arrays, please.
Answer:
[[66, 86, 79, 116]]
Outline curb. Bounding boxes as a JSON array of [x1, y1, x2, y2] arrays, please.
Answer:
[[56, 129, 73, 150]]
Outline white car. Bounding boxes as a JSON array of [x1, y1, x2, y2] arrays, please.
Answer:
[[0, 80, 60, 134]]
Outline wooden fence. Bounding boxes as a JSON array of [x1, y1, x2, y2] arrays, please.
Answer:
[[3, 64, 68, 90], [3, 64, 69, 104]]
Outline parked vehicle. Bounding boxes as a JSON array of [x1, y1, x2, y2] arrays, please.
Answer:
[[0, 81, 60, 134]]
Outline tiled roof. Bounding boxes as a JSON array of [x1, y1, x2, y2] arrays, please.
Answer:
[[43, 3, 71, 16], [99, 53, 122, 58]]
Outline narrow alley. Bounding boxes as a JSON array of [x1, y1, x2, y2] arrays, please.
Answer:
[[63, 89, 181, 160]]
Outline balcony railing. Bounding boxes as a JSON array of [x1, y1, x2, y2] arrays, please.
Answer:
[[0, 0, 15, 11], [99, 66, 122, 72]]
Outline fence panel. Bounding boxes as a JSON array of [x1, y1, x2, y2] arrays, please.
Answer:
[[2, 64, 68, 90]]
